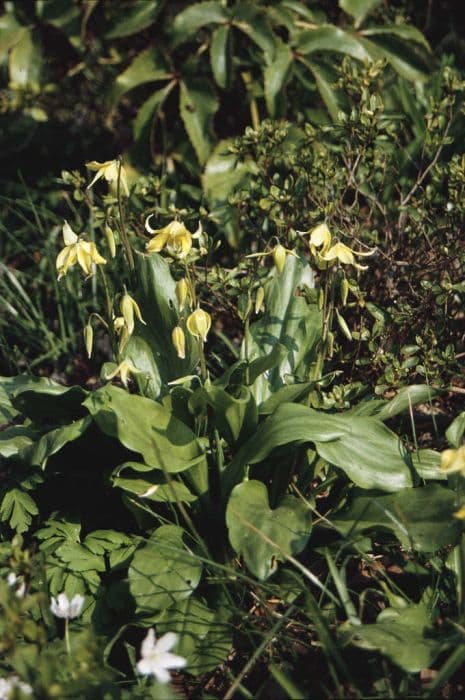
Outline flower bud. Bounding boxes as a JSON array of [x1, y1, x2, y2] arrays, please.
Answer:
[[255, 286, 265, 314], [176, 278, 189, 308], [120, 292, 145, 335], [172, 326, 186, 359], [341, 277, 349, 306], [84, 323, 93, 359], [272, 244, 287, 274], [104, 225, 116, 258], [187, 308, 211, 343]]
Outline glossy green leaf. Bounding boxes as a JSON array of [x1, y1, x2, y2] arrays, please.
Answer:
[[133, 80, 176, 143], [342, 600, 442, 672], [170, 1, 228, 45], [9, 28, 43, 88], [129, 525, 202, 611], [301, 58, 343, 121], [124, 252, 198, 399], [361, 24, 431, 51], [0, 426, 35, 459], [446, 411, 465, 448], [7, 378, 87, 423], [210, 24, 232, 90], [226, 480, 312, 580], [332, 484, 461, 551], [339, 0, 382, 27], [232, 2, 277, 62], [0, 384, 18, 423], [224, 403, 414, 496], [112, 461, 196, 503], [105, 0, 163, 39], [264, 40, 293, 117], [179, 79, 219, 165], [296, 26, 371, 62], [107, 47, 171, 109], [84, 384, 206, 473], [361, 31, 431, 82], [203, 384, 258, 445], [244, 255, 321, 406], [349, 384, 435, 420], [156, 597, 232, 675]]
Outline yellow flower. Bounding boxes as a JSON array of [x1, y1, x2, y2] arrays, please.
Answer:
[[176, 278, 190, 308], [104, 359, 142, 388], [86, 160, 129, 196], [120, 292, 145, 336], [145, 218, 200, 259], [441, 445, 465, 476], [247, 243, 298, 275], [454, 505, 465, 520], [56, 221, 106, 280], [187, 308, 211, 343], [321, 242, 373, 270], [172, 326, 186, 359], [113, 316, 130, 353], [309, 223, 332, 254]]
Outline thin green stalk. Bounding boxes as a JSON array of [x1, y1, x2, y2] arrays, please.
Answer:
[[116, 159, 134, 273], [64, 618, 71, 655]]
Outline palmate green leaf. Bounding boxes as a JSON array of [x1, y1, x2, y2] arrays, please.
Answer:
[[210, 24, 233, 90], [170, 1, 229, 46], [105, 0, 164, 39], [339, 0, 382, 28], [224, 403, 414, 496], [8, 28, 43, 88], [244, 255, 322, 406], [341, 599, 444, 673], [124, 252, 198, 398], [264, 40, 293, 117], [107, 47, 171, 109], [232, 2, 277, 62], [179, 79, 219, 166], [226, 480, 312, 580], [331, 484, 461, 551], [112, 461, 196, 503], [156, 596, 232, 675], [0, 488, 38, 533], [55, 541, 106, 573], [84, 384, 206, 474], [296, 25, 371, 62], [129, 525, 202, 612]]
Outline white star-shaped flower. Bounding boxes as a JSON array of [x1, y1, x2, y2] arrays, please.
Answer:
[[137, 629, 187, 684], [50, 592, 84, 619]]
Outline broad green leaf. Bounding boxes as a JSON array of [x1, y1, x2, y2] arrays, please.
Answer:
[[133, 80, 176, 142], [0, 488, 38, 533], [105, 0, 163, 39], [202, 384, 258, 445], [20, 416, 92, 468], [210, 24, 232, 90], [259, 382, 314, 415], [244, 256, 321, 406], [124, 252, 198, 398], [8, 28, 43, 88], [296, 26, 371, 62], [226, 480, 312, 580], [84, 384, 206, 473], [129, 525, 202, 611], [107, 47, 171, 109], [156, 597, 232, 675], [0, 426, 35, 459], [331, 484, 461, 551], [1, 374, 87, 423], [170, 1, 228, 45], [361, 32, 431, 82], [179, 79, 219, 165], [232, 2, 277, 62], [112, 461, 196, 503], [446, 412, 465, 448], [411, 448, 444, 481], [224, 403, 414, 495], [349, 384, 435, 420], [264, 40, 293, 117], [342, 600, 443, 672], [0, 13, 27, 59], [300, 58, 343, 121], [361, 24, 431, 51], [339, 0, 382, 27]]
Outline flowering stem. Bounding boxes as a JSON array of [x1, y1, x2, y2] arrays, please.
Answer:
[[116, 159, 134, 273], [99, 267, 115, 353], [198, 339, 207, 382], [244, 314, 250, 385], [64, 617, 71, 655]]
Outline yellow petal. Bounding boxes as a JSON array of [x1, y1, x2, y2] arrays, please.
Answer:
[[88, 242, 107, 266], [176, 279, 189, 308], [309, 223, 331, 251], [62, 221, 78, 246], [172, 326, 186, 359], [146, 230, 170, 253], [187, 309, 211, 342], [272, 244, 287, 274]]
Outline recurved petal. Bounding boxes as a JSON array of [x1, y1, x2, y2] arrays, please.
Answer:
[[62, 221, 78, 245], [146, 230, 170, 253]]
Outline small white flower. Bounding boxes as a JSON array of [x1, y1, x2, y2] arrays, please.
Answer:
[[7, 572, 26, 598], [50, 592, 84, 619], [137, 629, 187, 684], [0, 675, 32, 699]]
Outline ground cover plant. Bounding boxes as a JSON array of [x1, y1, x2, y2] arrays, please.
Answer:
[[1, 1, 465, 698]]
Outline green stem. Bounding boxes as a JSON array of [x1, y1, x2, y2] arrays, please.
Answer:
[[198, 338, 207, 382], [99, 267, 115, 354], [244, 314, 250, 385], [64, 618, 71, 655], [117, 159, 134, 273]]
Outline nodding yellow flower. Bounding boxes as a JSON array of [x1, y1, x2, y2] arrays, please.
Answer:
[[309, 223, 332, 254], [145, 217, 200, 259], [441, 445, 465, 476], [113, 316, 130, 353], [104, 359, 142, 388], [172, 326, 186, 359], [247, 242, 298, 274], [56, 221, 106, 280], [321, 242, 373, 270], [255, 286, 265, 314], [120, 292, 145, 336], [187, 308, 211, 343], [86, 159, 129, 196], [176, 278, 190, 308], [104, 225, 117, 258]]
